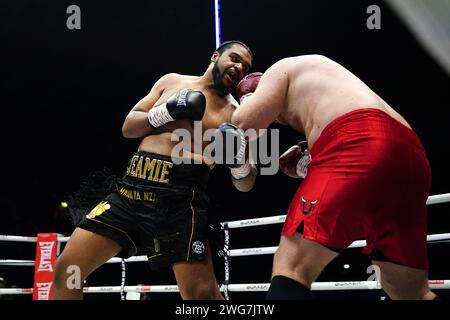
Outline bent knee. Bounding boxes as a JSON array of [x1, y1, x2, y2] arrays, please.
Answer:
[[53, 260, 70, 290], [53, 258, 85, 288], [272, 253, 319, 287], [374, 261, 430, 299]]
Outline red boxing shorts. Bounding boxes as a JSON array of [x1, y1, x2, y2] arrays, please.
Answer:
[[282, 108, 431, 270]]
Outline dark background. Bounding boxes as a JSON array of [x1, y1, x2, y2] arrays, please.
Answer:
[[0, 0, 449, 300]]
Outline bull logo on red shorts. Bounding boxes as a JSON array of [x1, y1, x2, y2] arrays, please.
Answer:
[[301, 197, 318, 214]]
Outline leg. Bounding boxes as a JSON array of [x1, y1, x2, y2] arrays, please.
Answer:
[[172, 243, 223, 300], [266, 233, 338, 299], [272, 233, 338, 286], [53, 228, 122, 300], [372, 260, 436, 300]]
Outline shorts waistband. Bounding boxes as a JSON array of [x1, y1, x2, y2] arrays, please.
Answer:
[[310, 108, 424, 156], [123, 151, 210, 190]]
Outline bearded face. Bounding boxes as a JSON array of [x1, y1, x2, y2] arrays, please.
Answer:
[[210, 45, 252, 95], [212, 60, 229, 94]]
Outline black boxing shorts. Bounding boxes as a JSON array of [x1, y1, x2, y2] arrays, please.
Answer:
[[77, 151, 211, 270]]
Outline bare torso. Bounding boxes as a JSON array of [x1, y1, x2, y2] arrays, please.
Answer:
[[277, 55, 411, 148], [139, 75, 237, 164]]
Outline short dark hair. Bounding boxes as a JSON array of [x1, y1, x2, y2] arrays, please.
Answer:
[[215, 40, 253, 59]]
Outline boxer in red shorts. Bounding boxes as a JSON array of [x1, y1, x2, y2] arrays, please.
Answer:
[[226, 55, 437, 300]]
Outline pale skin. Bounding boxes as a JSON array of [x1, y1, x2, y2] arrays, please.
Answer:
[[232, 54, 436, 300], [53, 45, 256, 300]]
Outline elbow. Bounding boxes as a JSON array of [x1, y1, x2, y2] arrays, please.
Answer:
[[232, 167, 257, 192], [235, 183, 254, 193], [121, 121, 134, 138], [232, 109, 256, 134], [231, 112, 245, 130]]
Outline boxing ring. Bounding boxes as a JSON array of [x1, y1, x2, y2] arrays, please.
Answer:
[[1, 192, 449, 299]]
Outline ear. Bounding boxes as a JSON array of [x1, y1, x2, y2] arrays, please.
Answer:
[[211, 51, 220, 63]]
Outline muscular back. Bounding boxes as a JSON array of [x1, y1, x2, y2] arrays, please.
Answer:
[[233, 55, 410, 149], [280, 55, 411, 147], [138, 74, 237, 164]]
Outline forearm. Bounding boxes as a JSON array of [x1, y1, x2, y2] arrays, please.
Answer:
[[123, 88, 205, 139], [231, 107, 249, 131], [234, 72, 264, 133], [232, 165, 257, 192], [122, 110, 154, 138], [231, 107, 262, 141]]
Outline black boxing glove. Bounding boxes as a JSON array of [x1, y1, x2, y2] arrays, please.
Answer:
[[236, 72, 263, 103], [215, 123, 250, 178], [147, 88, 206, 128], [279, 141, 311, 179]]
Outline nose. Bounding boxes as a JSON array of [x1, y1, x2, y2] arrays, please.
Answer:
[[234, 64, 244, 78]]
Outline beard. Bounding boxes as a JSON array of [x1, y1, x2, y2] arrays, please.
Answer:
[[212, 62, 229, 95]]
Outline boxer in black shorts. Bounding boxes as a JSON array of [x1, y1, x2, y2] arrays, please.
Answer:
[[79, 151, 211, 270], [53, 41, 256, 300]]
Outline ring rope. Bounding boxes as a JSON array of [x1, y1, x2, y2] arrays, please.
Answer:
[[1, 193, 449, 243], [1, 233, 449, 265], [1, 280, 449, 295], [1, 192, 449, 298]]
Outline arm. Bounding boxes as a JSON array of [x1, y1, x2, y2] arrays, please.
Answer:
[[215, 121, 257, 192], [122, 73, 178, 138], [224, 96, 258, 192], [231, 60, 289, 136], [231, 154, 257, 192]]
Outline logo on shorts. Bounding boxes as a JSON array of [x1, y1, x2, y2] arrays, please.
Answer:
[[192, 241, 205, 254], [86, 201, 111, 219], [301, 197, 318, 214]]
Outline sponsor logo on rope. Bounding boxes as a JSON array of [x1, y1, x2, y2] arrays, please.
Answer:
[[429, 280, 444, 285], [239, 219, 261, 226], [246, 284, 269, 290], [242, 248, 264, 254], [334, 281, 362, 287]]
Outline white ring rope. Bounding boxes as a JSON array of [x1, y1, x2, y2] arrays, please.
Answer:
[[425, 193, 450, 205], [1, 280, 450, 295], [0, 235, 37, 242], [2, 232, 449, 266], [0, 256, 149, 266], [0, 192, 449, 297], [1, 192, 449, 243], [222, 193, 450, 229], [228, 233, 450, 257], [224, 215, 286, 229]]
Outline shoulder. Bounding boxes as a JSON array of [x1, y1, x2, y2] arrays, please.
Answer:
[[156, 73, 202, 87], [156, 73, 183, 84], [284, 54, 331, 63], [152, 73, 198, 92], [150, 73, 179, 92], [264, 55, 334, 81], [271, 55, 332, 70]]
